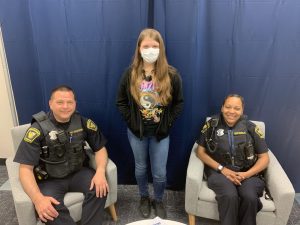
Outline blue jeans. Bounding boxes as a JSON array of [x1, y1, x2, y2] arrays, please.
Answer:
[[127, 129, 169, 201]]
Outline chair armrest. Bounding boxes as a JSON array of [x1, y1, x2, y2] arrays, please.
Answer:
[[104, 158, 118, 207], [185, 143, 204, 214], [86, 149, 118, 207], [265, 150, 295, 225], [6, 157, 37, 225], [86, 148, 98, 170]]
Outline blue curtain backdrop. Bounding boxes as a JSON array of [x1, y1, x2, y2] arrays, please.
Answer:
[[1, 0, 300, 192]]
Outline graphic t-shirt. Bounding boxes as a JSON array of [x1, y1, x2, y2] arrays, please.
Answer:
[[139, 79, 164, 136]]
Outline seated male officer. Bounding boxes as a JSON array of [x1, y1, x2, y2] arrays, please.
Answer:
[[14, 85, 109, 225]]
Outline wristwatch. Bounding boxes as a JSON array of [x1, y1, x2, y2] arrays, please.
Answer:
[[217, 164, 224, 173]]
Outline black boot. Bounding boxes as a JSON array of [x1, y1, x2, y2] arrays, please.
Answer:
[[139, 196, 151, 218], [152, 200, 167, 219]]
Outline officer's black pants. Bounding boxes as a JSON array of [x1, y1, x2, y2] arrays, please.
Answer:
[[38, 167, 107, 225], [207, 170, 265, 225]]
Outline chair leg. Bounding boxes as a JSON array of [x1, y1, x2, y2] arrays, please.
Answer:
[[188, 214, 195, 225], [108, 204, 118, 221]]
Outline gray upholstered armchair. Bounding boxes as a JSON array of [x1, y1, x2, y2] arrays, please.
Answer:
[[185, 120, 295, 225], [6, 124, 118, 225]]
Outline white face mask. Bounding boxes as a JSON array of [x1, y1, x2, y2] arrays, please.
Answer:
[[141, 48, 160, 64]]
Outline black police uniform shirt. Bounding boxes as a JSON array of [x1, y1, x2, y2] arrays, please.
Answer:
[[196, 115, 268, 160], [14, 112, 107, 167]]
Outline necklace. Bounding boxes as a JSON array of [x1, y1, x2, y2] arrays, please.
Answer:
[[142, 69, 155, 82]]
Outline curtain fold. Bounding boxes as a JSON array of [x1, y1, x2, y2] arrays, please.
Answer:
[[1, 0, 300, 191]]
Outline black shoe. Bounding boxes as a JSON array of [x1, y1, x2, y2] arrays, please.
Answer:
[[152, 200, 167, 219], [139, 196, 151, 218]]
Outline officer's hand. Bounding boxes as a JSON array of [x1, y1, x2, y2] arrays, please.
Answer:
[[221, 168, 242, 186], [33, 194, 60, 223], [90, 171, 109, 198], [236, 172, 248, 182]]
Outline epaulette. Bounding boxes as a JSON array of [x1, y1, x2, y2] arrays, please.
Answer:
[[210, 117, 219, 128], [32, 111, 48, 124], [210, 114, 220, 128], [201, 115, 219, 134]]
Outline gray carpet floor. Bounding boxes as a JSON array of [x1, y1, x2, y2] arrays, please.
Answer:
[[1, 165, 300, 225]]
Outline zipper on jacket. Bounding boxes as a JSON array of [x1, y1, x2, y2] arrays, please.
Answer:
[[155, 110, 165, 134], [155, 109, 166, 141], [139, 113, 143, 140]]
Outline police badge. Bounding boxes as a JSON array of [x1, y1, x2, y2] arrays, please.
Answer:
[[216, 129, 224, 136], [49, 130, 58, 140]]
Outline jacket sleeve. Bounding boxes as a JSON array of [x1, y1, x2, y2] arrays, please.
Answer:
[[169, 72, 184, 124], [247, 121, 268, 154], [13, 122, 43, 166], [116, 69, 131, 123]]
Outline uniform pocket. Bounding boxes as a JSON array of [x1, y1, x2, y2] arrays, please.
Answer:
[[45, 161, 69, 178]]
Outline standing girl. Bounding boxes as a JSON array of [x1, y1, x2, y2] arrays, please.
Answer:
[[116, 28, 183, 219]]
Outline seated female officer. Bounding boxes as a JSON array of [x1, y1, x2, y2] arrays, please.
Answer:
[[196, 94, 269, 225]]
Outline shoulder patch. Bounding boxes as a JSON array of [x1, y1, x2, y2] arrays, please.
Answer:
[[24, 127, 41, 143], [87, 119, 98, 131], [201, 122, 210, 133], [255, 126, 264, 138]]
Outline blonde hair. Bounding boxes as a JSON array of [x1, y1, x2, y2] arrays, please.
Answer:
[[130, 28, 175, 106]]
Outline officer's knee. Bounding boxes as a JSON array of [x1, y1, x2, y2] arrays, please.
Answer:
[[240, 192, 257, 204], [220, 192, 239, 205]]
